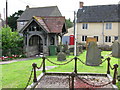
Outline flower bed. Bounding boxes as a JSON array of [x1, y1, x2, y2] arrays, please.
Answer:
[[0, 55, 26, 61]]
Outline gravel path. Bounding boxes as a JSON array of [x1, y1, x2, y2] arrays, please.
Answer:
[[0, 56, 39, 65]]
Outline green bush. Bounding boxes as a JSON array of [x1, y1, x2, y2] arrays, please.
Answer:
[[1, 27, 24, 56]]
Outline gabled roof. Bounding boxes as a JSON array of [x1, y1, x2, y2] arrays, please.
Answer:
[[17, 6, 62, 21], [77, 4, 120, 22], [20, 16, 67, 34]]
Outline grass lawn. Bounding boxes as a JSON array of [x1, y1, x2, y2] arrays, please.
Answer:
[[1, 51, 120, 89]]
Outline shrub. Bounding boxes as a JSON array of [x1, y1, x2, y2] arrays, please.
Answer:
[[1, 27, 24, 57]]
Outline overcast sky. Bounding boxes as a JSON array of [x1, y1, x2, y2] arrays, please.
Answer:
[[0, 0, 120, 20]]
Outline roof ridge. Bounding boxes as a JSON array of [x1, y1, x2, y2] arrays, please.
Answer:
[[28, 6, 57, 9], [84, 4, 118, 7]]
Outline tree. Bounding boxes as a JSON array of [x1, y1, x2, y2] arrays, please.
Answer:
[[65, 18, 73, 29], [7, 10, 24, 31], [1, 27, 24, 56]]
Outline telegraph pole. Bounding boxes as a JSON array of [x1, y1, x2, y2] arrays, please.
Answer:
[[74, 11, 77, 56], [6, 0, 8, 27], [3, 8, 5, 21]]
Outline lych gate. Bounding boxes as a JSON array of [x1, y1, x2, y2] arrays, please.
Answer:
[[19, 16, 67, 57]]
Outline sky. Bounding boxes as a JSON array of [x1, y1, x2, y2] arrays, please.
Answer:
[[0, 0, 120, 21]]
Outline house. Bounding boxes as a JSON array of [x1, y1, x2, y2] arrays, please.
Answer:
[[17, 6, 62, 31], [18, 6, 67, 57], [77, 2, 120, 45], [62, 27, 74, 44]]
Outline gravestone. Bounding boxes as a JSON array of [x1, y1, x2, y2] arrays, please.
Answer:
[[112, 41, 120, 58], [79, 45, 83, 53], [57, 45, 66, 61], [86, 41, 101, 66], [57, 52, 66, 61], [43, 46, 49, 56]]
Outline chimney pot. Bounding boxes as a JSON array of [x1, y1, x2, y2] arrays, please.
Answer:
[[80, 2, 84, 9], [26, 5, 29, 10]]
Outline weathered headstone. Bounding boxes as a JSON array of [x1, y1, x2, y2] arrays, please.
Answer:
[[43, 46, 49, 56], [86, 41, 101, 66], [63, 44, 68, 52], [57, 45, 66, 61], [57, 52, 66, 61], [79, 45, 83, 53], [112, 41, 120, 58]]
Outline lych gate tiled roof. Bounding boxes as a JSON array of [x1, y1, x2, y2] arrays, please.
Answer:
[[34, 16, 66, 33], [20, 16, 66, 33], [17, 6, 62, 21], [77, 4, 120, 22]]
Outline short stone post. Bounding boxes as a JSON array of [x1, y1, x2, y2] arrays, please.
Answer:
[[74, 57, 77, 74], [112, 64, 119, 85], [32, 63, 37, 82], [107, 57, 110, 74], [42, 57, 46, 73]]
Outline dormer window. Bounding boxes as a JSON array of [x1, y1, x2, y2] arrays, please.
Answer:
[[20, 22, 24, 25]]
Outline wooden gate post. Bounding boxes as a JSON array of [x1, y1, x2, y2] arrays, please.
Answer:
[[74, 57, 77, 74], [71, 72, 75, 90], [112, 64, 118, 85], [107, 57, 110, 74], [42, 57, 46, 73], [32, 63, 37, 82]]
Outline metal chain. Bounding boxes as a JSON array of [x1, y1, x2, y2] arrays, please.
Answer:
[[100, 58, 107, 64], [77, 58, 86, 65], [110, 64, 114, 70], [24, 68, 33, 90], [36, 60, 43, 69], [77, 58, 108, 66], [45, 58, 74, 65], [76, 75, 112, 87]]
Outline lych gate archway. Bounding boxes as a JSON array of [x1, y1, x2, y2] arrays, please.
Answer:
[[27, 34, 44, 56]]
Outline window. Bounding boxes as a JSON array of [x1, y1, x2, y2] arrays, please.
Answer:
[[106, 23, 112, 29], [105, 36, 111, 42], [114, 36, 118, 40], [94, 36, 98, 41], [20, 22, 24, 25], [82, 23, 88, 29], [82, 36, 87, 41]]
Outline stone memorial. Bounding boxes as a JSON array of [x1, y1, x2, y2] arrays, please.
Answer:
[[86, 41, 101, 66], [43, 46, 49, 56], [57, 45, 66, 61], [79, 45, 83, 53], [112, 41, 120, 58]]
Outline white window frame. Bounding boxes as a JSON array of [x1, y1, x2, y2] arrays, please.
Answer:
[[106, 23, 112, 29], [20, 22, 24, 25], [114, 36, 118, 40], [105, 36, 111, 42], [94, 36, 99, 42], [82, 36, 87, 41], [82, 23, 88, 29]]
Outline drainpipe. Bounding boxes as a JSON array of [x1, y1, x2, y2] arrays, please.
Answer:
[[102, 20, 105, 45]]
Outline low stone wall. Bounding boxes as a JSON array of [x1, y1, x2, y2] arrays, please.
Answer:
[[27, 45, 39, 56]]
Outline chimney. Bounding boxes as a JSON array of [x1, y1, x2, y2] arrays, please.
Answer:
[[0, 13, 1, 19], [79, 2, 84, 9], [26, 5, 29, 10]]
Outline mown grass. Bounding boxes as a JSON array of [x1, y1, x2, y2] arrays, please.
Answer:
[[1, 51, 120, 89]]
